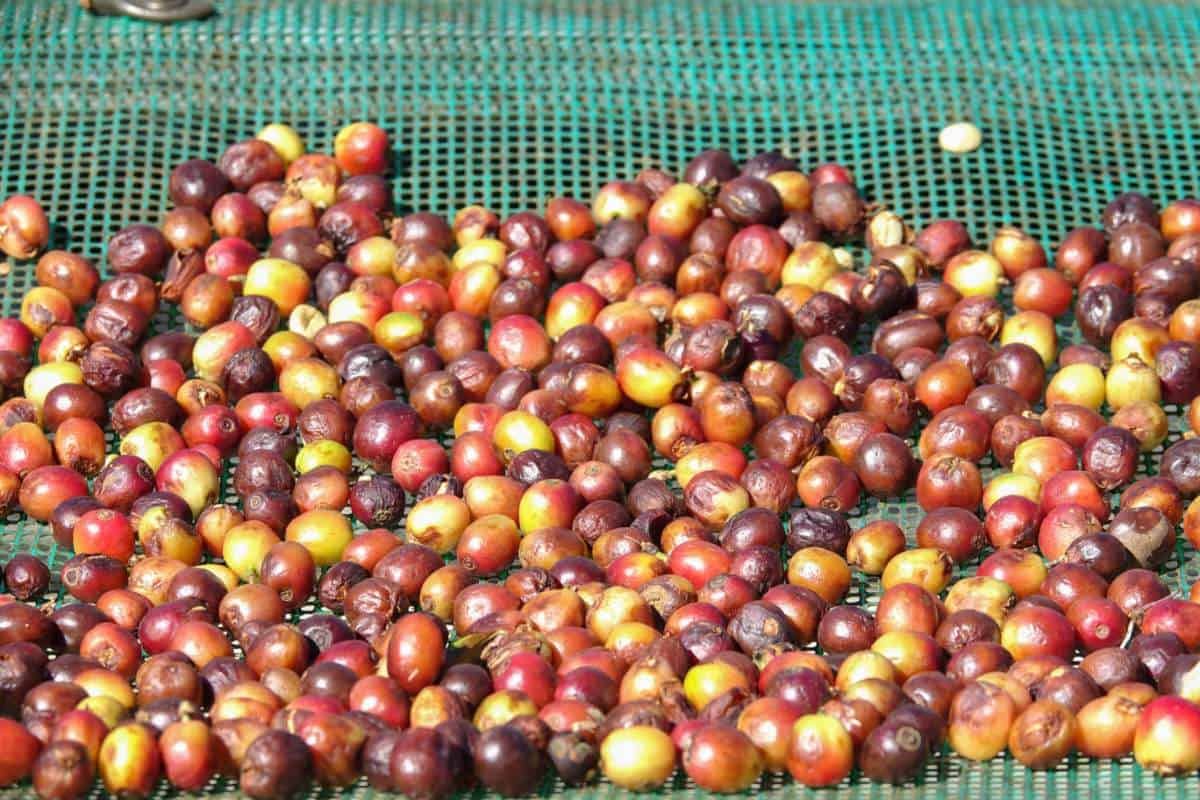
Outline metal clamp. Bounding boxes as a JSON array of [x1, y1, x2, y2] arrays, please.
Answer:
[[81, 0, 215, 22]]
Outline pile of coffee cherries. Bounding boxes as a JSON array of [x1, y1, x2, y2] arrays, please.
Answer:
[[1, 124, 1200, 799]]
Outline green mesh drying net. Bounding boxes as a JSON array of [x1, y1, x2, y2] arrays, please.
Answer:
[[3, 1, 1200, 797]]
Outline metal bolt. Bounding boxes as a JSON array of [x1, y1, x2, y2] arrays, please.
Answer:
[[81, 0, 215, 22]]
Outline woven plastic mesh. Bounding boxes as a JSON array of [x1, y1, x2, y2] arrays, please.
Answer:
[[3, 0, 1200, 797]]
